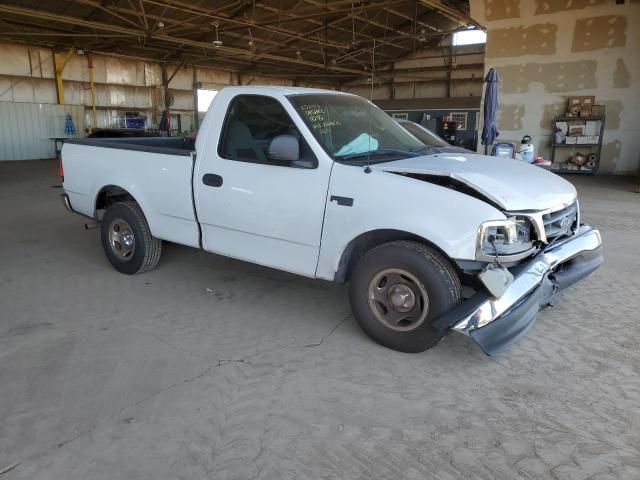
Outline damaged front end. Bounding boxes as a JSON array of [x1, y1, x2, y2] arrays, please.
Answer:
[[432, 225, 603, 355], [379, 159, 600, 354]]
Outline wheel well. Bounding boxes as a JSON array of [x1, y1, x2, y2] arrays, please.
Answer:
[[95, 185, 137, 214], [334, 229, 457, 283]]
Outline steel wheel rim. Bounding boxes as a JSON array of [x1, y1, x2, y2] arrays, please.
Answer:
[[108, 219, 135, 261], [367, 268, 429, 332]]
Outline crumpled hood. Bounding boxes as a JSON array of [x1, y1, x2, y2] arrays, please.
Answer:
[[374, 153, 577, 211]]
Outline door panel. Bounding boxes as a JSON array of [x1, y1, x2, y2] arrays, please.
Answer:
[[195, 94, 332, 276]]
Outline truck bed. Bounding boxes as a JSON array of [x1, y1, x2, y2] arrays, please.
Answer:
[[62, 136, 201, 248], [65, 136, 196, 156]]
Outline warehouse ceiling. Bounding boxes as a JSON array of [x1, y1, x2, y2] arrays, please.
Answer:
[[0, 0, 479, 84]]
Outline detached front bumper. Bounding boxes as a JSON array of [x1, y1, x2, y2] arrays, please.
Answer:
[[434, 225, 603, 355]]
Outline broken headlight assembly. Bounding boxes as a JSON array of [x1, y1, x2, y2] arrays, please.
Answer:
[[476, 217, 535, 262]]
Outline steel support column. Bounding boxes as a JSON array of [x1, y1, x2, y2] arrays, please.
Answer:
[[53, 47, 75, 104]]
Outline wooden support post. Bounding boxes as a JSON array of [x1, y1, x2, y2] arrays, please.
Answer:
[[389, 65, 395, 100], [87, 52, 97, 133], [447, 40, 454, 98], [192, 66, 199, 131], [161, 63, 170, 136]]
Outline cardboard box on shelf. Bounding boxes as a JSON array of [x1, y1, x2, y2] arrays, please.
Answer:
[[566, 96, 595, 116], [579, 106, 592, 117], [569, 153, 588, 166]]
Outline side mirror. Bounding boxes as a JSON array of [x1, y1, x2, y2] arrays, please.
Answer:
[[268, 134, 299, 162]]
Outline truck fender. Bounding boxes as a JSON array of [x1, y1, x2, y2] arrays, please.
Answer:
[[93, 184, 154, 233], [333, 229, 457, 283]]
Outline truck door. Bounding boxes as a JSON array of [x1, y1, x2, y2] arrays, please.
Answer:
[[195, 94, 332, 277]]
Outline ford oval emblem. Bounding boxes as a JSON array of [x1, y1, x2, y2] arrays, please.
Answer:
[[560, 216, 571, 229]]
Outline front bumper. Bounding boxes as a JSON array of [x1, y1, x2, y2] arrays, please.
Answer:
[[434, 225, 603, 355]]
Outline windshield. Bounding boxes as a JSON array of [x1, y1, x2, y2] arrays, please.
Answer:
[[397, 120, 449, 147], [288, 94, 427, 163]]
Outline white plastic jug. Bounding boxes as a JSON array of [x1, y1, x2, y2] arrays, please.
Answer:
[[518, 135, 534, 163]]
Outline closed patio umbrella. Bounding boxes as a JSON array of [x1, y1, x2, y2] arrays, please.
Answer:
[[481, 68, 499, 155], [64, 113, 76, 137]]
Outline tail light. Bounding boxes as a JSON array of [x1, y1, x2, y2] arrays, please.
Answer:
[[59, 156, 64, 182]]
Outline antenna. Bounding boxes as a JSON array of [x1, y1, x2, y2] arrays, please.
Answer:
[[364, 39, 375, 174], [370, 39, 375, 101]]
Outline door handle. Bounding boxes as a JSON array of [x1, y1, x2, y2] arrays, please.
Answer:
[[202, 173, 223, 187], [330, 195, 353, 207]]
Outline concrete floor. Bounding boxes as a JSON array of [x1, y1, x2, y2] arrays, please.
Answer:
[[1, 159, 639, 480]]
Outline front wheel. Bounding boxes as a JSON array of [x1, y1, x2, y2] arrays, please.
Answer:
[[349, 241, 462, 353], [100, 201, 162, 275]]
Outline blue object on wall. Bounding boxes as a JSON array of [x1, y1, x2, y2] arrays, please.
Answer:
[[64, 113, 76, 136], [125, 117, 146, 129]]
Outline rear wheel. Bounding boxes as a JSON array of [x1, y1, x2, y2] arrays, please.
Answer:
[[349, 241, 462, 353], [100, 201, 162, 274]]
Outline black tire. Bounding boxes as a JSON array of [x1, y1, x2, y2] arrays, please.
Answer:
[[100, 201, 162, 275], [349, 240, 462, 353]]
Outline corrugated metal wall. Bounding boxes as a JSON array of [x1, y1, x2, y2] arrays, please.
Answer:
[[0, 102, 85, 160], [0, 42, 309, 160]]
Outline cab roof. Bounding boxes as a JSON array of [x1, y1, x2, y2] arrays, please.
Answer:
[[218, 86, 352, 97]]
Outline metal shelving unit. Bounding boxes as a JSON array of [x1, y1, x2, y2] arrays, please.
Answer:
[[550, 115, 605, 175]]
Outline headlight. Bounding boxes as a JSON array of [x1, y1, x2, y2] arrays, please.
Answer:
[[477, 217, 534, 261]]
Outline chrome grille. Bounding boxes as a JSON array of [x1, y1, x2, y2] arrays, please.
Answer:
[[543, 202, 578, 240]]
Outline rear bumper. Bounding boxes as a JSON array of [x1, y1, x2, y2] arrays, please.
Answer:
[[61, 192, 74, 213], [434, 225, 603, 355]]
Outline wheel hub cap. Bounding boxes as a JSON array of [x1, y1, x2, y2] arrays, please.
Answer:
[[108, 219, 135, 260], [388, 284, 416, 312], [367, 268, 429, 332]]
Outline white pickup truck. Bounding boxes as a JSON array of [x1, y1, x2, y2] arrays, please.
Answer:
[[61, 86, 603, 355]]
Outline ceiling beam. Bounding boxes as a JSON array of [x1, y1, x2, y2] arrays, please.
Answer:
[[74, 0, 144, 30], [0, 4, 371, 75], [0, 31, 133, 38], [383, 7, 440, 32], [173, 0, 410, 53], [70, 1, 288, 50], [243, 1, 410, 61], [0, 4, 144, 36], [235, 1, 406, 29], [416, 1, 483, 29], [142, 0, 347, 49], [302, 0, 414, 39], [0, 1, 480, 86], [138, 0, 150, 30]]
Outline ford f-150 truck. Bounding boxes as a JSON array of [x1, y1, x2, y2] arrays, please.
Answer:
[[61, 86, 603, 355]]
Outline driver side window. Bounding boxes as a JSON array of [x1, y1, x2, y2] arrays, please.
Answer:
[[218, 94, 316, 168]]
